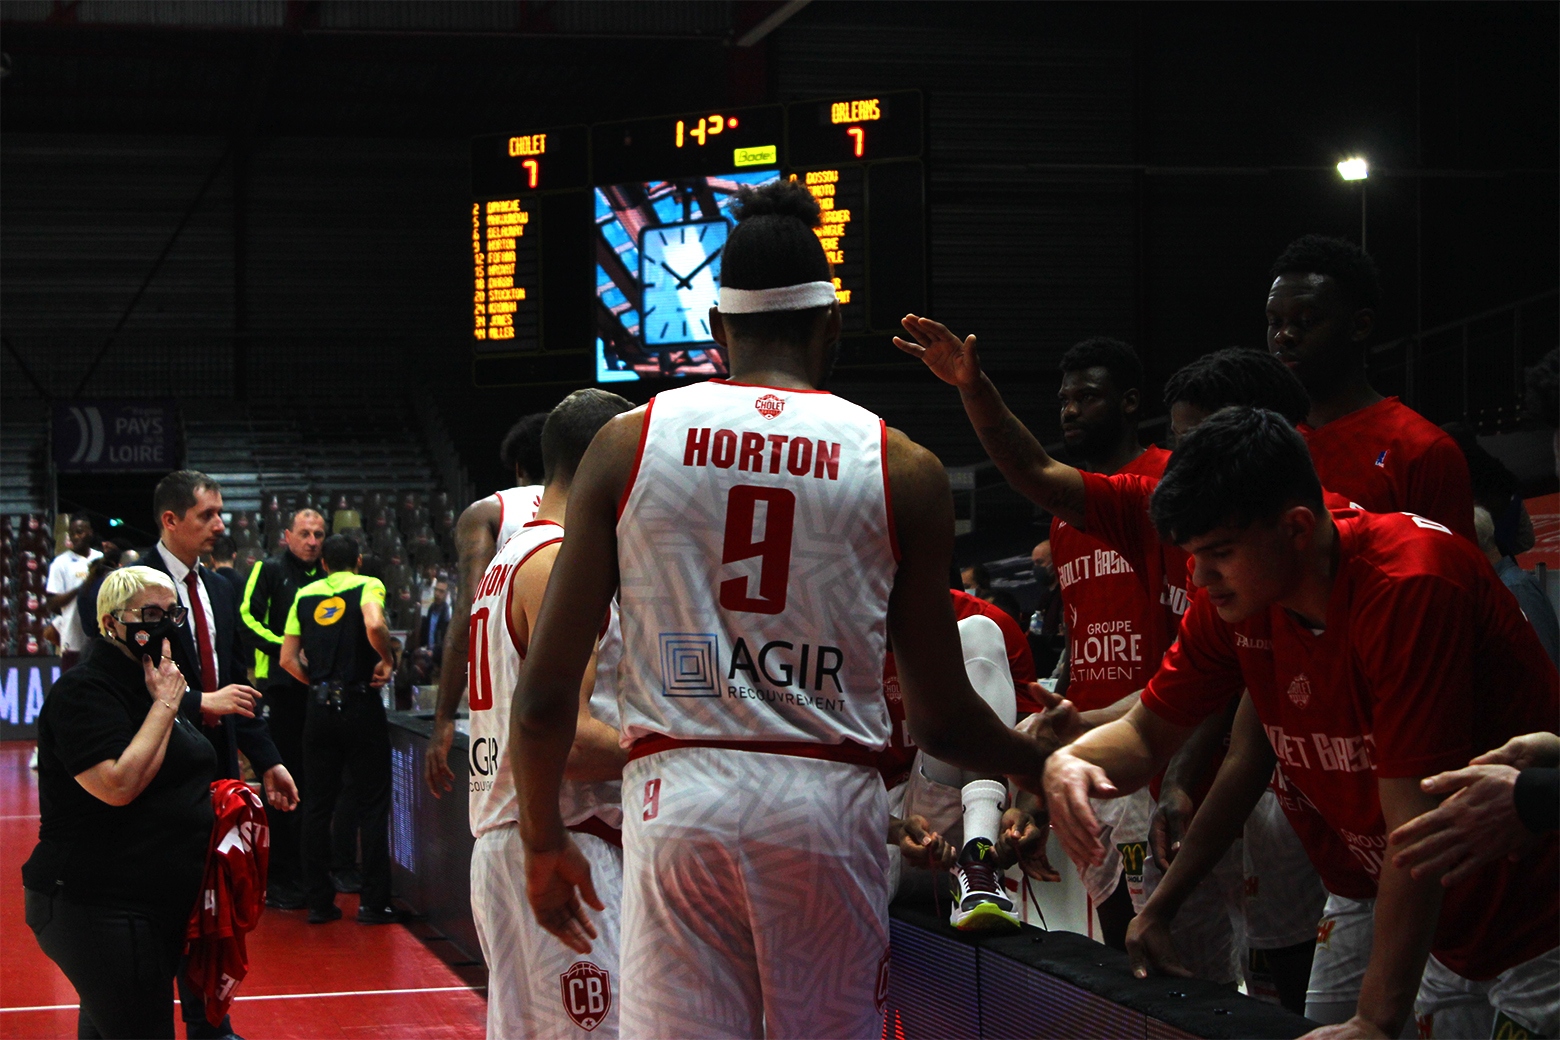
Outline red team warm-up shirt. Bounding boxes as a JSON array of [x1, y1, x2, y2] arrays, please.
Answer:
[[1052, 447, 1186, 712], [878, 590, 1037, 789], [1141, 508, 1560, 981], [1300, 397, 1476, 541]]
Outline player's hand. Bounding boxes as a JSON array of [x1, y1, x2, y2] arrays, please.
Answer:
[[1150, 785, 1195, 868], [1024, 681, 1064, 711], [1017, 700, 1086, 750], [202, 684, 261, 719], [424, 715, 457, 798], [998, 807, 1060, 881], [1388, 764, 1529, 886], [263, 764, 300, 811], [1042, 746, 1117, 868], [891, 814, 956, 871], [1125, 911, 1192, 980], [1471, 731, 1559, 771], [892, 315, 986, 389], [1297, 1016, 1390, 1039], [524, 836, 604, 955], [370, 657, 393, 688], [142, 641, 185, 706]]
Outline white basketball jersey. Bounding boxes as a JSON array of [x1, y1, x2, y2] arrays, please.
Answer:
[[467, 519, 622, 837], [490, 485, 544, 552], [615, 379, 898, 749]]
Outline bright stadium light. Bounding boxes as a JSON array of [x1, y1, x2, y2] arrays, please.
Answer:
[[1337, 157, 1369, 181]]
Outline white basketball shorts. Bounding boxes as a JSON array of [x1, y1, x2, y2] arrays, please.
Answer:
[[471, 822, 623, 1039], [621, 746, 891, 1040], [1306, 892, 1373, 1025], [1242, 788, 1327, 950], [1415, 946, 1559, 1039]]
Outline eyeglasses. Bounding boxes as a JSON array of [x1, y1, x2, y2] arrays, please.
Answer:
[[116, 604, 188, 625]]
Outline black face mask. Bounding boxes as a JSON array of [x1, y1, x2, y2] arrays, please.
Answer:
[[116, 618, 181, 665]]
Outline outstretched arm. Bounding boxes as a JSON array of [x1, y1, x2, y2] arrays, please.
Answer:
[[1127, 693, 1273, 979], [1043, 701, 1197, 869], [894, 315, 1089, 527], [425, 498, 499, 797], [884, 428, 1056, 792]]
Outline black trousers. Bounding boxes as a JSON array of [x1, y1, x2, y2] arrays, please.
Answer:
[[26, 888, 183, 1039], [302, 690, 391, 912], [331, 766, 364, 874], [264, 681, 309, 892]]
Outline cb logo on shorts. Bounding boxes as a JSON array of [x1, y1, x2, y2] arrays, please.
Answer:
[[560, 961, 612, 1032]]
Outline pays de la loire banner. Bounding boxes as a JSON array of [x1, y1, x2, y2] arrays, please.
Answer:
[[0, 658, 59, 740], [52, 399, 181, 472]]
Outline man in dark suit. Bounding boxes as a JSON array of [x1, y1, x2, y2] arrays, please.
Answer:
[[143, 470, 300, 1040], [144, 471, 298, 799], [411, 577, 451, 674]]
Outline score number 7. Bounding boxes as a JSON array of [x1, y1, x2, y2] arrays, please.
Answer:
[[847, 126, 865, 157], [719, 485, 796, 616]]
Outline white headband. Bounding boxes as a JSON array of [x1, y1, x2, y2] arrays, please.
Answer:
[[718, 281, 837, 314]]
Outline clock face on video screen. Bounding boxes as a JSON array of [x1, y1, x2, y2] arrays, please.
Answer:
[[637, 218, 729, 347]]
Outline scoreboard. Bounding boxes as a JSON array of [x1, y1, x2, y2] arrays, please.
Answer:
[[469, 91, 926, 386]]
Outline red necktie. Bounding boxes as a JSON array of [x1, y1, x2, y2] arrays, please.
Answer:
[[183, 570, 219, 693]]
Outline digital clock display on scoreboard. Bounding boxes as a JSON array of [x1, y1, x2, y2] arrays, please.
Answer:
[[592, 104, 785, 184]]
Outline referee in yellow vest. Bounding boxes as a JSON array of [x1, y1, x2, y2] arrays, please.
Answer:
[[280, 534, 398, 925], [239, 508, 325, 908]]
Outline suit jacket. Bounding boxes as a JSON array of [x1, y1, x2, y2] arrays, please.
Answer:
[[141, 545, 283, 781], [412, 601, 451, 664]]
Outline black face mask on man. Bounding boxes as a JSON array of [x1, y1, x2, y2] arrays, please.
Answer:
[[115, 617, 181, 665]]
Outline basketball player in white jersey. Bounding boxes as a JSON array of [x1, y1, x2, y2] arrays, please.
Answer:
[[468, 391, 633, 1039], [510, 180, 1060, 1039], [426, 410, 550, 798]]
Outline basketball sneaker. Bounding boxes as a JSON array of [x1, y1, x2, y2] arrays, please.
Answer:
[[949, 837, 1020, 932]]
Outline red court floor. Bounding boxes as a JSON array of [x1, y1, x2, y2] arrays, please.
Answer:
[[0, 741, 486, 1039]]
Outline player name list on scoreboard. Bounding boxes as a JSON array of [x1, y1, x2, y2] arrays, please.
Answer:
[[793, 167, 867, 333], [472, 198, 539, 350]]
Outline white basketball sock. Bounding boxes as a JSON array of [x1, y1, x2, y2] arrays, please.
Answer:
[[960, 779, 1008, 856]]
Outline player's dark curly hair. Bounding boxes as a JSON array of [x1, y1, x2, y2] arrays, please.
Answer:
[[1151, 407, 1324, 545], [1058, 337, 1144, 394], [499, 411, 549, 483], [1163, 348, 1311, 426], [1270, 234, 1382, 310], [720, 178, 833, 347]]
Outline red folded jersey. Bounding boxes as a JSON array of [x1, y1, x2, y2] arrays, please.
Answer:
[[1142, 508, 1559, 979], [1054, 447, 1183, 712], [1300, 397, 1475, 542], [878, 590, 1037, 789], [185, 780, 270, 1027]]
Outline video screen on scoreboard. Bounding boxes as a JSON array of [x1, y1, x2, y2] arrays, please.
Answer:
[[594, 169, 780, 383]]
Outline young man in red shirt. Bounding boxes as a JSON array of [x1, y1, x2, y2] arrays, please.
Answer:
[[1043, 407, 1558, 1040], [1266, 235, 1475, 539]]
